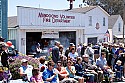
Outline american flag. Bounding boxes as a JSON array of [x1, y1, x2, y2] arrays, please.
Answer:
[[105, 30, 110, 37]]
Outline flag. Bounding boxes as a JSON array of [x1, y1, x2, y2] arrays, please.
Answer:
[[105, 30, 110, 37]]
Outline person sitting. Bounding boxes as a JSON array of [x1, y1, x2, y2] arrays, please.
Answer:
[[30, 68, 44, 83], [19, 59, 33, 82], [68, 48, 78, 62], [82, 55, 96, 82], [42, 60, 59, 83], [65, 60, 84, 83], [60, 78, 78, 83], [56, 61, 69, 81], [96, 52, 113, 82], [114, 60, 123, 81], [39, 56, 47, 72]]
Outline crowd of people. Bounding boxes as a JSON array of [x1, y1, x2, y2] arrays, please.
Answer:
[[18, 41, 125, 83], [1, 36, 125, 83]]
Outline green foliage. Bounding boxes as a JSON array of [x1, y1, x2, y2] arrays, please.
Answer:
[[9, 56, 39, 80]]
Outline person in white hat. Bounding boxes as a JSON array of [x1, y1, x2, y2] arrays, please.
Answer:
[[19, 59, 33, 81], [114, 60, 123, 81]]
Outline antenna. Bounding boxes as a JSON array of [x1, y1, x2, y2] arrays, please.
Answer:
[[39, 4, 40, 8]]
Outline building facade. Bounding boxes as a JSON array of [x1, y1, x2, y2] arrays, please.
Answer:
[[108, 15, 124, 43], [0, 0, 8, 39], [8, 6, 109, 54]]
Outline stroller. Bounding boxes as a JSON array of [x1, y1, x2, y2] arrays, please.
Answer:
[[0, 66, 12, 83]]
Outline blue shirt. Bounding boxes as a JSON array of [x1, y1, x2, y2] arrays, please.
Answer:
[[96, 57, 107, 69], [42, 69, 58, 83]]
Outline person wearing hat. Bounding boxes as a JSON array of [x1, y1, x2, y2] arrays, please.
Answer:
[[1, 43, 9, 68], [0, 36, 5, 42], [82, 54, 96, 82], [19, 59, 33, 81], [85, 43, 95, 65], [114, 60, 123, 81]]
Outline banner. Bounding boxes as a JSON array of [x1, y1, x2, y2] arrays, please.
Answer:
[[41, 31, 59, 38]]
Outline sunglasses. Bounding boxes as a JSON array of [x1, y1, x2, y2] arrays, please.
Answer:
[[57, 64, 61, 66], [51, 65, 55, 67]]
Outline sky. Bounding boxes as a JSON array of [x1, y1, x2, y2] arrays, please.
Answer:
[[8, 0, 83, 17]]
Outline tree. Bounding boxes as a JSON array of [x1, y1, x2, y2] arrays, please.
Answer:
[[83, 0, 124, 16]]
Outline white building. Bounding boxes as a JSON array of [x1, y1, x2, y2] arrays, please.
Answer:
[[8, 6, 109, 54], [108, 15, 124, 43]]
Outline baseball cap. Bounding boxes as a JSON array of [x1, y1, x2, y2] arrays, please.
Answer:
[[82, 54, 89, 58], [21, 59, 28, 63]]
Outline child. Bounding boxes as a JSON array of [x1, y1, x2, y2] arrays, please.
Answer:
[[114, 60, 123, 81], [30, 68, 44, 83]]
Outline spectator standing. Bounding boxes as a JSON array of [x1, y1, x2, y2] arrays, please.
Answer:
[[1, 43, 9, 68], [85, 43, 94, 64], [52, 41, 60, 64], [36, 43, 42, 58], [76, 44, 82, 57], [92, 43, 100, 61]]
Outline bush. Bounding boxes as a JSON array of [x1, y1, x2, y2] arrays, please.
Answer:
[[9, 55, 39, 80]]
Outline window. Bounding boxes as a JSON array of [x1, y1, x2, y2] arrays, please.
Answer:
[[103, 17, 105, 26], [89, 16, 92, 26], [118, 23, 121, 32]]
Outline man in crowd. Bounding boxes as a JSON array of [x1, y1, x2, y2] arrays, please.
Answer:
[[42, 60, 59, 83], [52, 41, 60, 64]]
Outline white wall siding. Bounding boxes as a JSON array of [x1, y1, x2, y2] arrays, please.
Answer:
[[113, 16, 124, 35], [8, 29, 17, 40], [17, 7, 85, 28]]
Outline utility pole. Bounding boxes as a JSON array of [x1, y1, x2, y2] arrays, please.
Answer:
[[123, 0, 125, 43], [67, 0, 75, 10]]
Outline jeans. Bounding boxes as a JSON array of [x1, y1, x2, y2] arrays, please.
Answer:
[[84, 73, 94, 82]]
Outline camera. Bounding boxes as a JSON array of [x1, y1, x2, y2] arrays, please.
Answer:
[[22, 74, 28, 81]]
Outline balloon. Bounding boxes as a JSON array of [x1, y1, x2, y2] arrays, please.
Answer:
[[6, 41, 12, 47]]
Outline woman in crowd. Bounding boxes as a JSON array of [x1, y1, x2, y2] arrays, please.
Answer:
[[66, 60, 84, 83], [30, 68, 44, 83]]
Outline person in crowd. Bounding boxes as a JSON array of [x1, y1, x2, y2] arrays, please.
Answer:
[[81, 43, 87, 55], [65, 43, 75, 60], [96, 50, 113, 82], [107, 44, 113, 68], [35, 43, 42, 58], [0, 36, 5, 42], [42, 60, 59, 83], [111, 44, 118, 69], [56, 61, 69, 81], [85, 43, 94, 64], [59, 45, 67, 67], [52, 41, 60, 64], [60, 78, 78, 83], [76, 44, 82, 57], [65, 60, 84, 83], [68, 48, 78, 62], [92, 43, 100, 61], [96, 50, 107, 70], [30, 41, 37, 53], [102, 42, 110, 65], [39, 56, 47, 72], [1, 43, 9, 68], [19, 59, 33, 81], [114, 60, 123, 81], [82, 55, 97, 82], [30, 68, 44, 83]]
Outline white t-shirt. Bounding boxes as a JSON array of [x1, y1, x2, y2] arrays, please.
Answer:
[[19, 65, 33, 81]]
